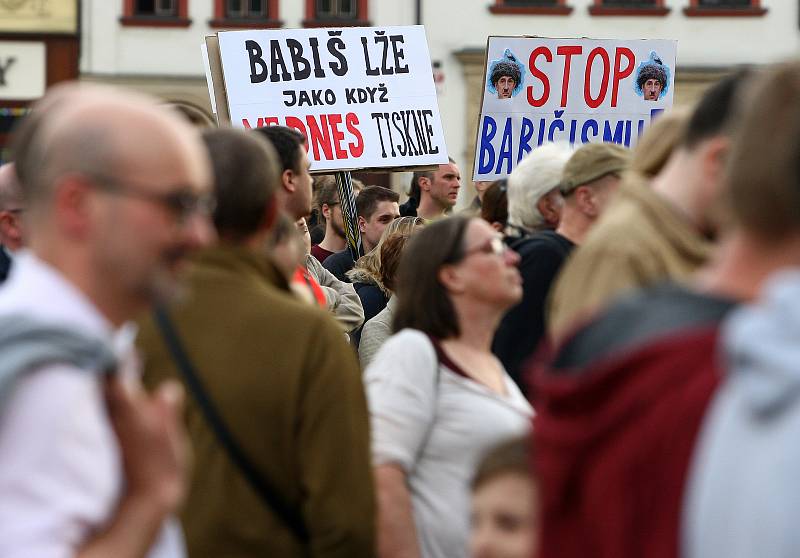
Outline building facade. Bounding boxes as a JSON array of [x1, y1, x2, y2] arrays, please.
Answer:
[[80, 0, 795, 200]]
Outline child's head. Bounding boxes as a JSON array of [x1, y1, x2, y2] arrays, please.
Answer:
[[470, 436, 537, 558]]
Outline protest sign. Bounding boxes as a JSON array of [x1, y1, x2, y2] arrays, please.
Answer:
[[214, 25, 448, 173], [473, 36, 677, 181]]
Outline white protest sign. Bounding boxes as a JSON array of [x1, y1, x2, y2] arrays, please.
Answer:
[[473, 36, 677, 181], [216, 25, 448, 172]]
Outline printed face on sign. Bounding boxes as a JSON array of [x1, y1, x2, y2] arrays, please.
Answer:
[[635, 51, 670, 102], [487, 48, 524, 101], [643, 79, 662, 101], [496, 76, 516, 99]]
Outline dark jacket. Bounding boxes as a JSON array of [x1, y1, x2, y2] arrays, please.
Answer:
[[531, 284, 736, 558], [322, 248, 356, 283], [0, 247, 11, 284], [492, 230, 574, 394], [399, 196, 418, 217], [138, 246, 375, 558]]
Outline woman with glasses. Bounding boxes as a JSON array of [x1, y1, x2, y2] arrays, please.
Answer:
[[365, 216, 533, 558]]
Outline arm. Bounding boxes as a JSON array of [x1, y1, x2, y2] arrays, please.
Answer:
[[374, 465, 422, 558], [297, 317, 376, 558], [80, 376, 188, 558], [306, 255, 365, 333], [365, 331, 439, 558], [0, 368, 186, 558]]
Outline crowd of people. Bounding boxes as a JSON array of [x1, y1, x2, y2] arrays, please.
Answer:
[[0, 59, 799, 558]]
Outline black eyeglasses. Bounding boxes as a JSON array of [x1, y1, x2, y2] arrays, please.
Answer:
[[87, 173, 216, 224]]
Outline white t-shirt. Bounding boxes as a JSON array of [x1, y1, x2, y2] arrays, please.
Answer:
[[366, 328, 533, 558], [0, 252, 184, 558]]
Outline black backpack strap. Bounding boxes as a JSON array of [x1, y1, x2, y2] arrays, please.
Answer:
[[152, 306, 309, 542]]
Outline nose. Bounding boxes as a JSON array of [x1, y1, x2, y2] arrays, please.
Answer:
[[505, 247, 520, 266], [182, 212, 216, 249]]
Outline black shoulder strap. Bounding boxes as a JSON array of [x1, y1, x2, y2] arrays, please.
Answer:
[[153, 306, 309, 542]]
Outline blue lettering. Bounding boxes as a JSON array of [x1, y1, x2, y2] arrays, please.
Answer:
[[496, 118, 514, 175], [478, 116, 497, 174], [581, 119, 599, 143], [517, 118, 534, 162], [603, 119, 625, 144]]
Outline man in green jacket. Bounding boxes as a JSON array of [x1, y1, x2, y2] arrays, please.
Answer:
[[138, 128, 375, 557]]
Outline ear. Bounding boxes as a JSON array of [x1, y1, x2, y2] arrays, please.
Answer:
[[358, 215, 367, 234], [537, 192, 562, 228], [282, 168, 296, 194], [321, 203, 332, 221], [53, 176, 93, 239], [574, 186, 599, 218], [419, 175, 432, 193], [437, 264, 465, 294], [701, 136, 729, 182], [491, 221, 504, 233]]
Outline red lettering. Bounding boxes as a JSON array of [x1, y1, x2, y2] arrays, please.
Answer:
[[328, 114, 348, 159], [284, 116, 308, 143], [346, 113, 364, 158], [306, 114, 334, 161], [584, 47, 611, 109], [264, 116, 279, 127], [612, 47, 635, 107], [241, 117, 266, 129], [556, 45, 582, 108], [527, 47, 552, 108]]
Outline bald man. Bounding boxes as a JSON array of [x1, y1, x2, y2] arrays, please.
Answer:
[[0, 162, 23, 282], [0, 84, 213, 557]]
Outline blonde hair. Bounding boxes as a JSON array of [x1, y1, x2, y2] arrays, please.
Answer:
[[346, 216, 425, 288], [628, 107, 690, 178]]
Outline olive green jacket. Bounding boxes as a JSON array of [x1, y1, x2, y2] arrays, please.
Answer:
[[548, 177, 712, 339], [138, 245, 375, 558]]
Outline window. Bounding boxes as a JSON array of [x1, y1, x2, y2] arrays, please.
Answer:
[[316, 0, 357, 19], [489, 0, 573, 15], [684, 0, 767, 16], [120, 0, 190, 27], [135, 0, 177, 16], [589, 0, 669, 15], [303, 0, 369, 27], [209, 0, 281, 28]]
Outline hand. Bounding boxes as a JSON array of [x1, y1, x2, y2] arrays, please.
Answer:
[[105, 375, 190, 514]]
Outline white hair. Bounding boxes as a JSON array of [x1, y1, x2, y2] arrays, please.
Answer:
[[507, 142, 573, 231]]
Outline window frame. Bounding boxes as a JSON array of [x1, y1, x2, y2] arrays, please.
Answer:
[[589, 0, 670, 16], [120, 0, 191, 27], [303, 0, 370, 28], [683, 0, 767, 17], [488, 0, 573, 16], [209, 0, 282, 29]]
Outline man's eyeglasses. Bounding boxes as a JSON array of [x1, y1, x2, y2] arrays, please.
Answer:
[[87, 174, 216, 224], [463, 236, 508, 258]]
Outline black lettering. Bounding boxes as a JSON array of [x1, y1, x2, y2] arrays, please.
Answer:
[[391, 112, 407, 156], [269, 40, 291, 82], [286, 39, 311, 80], [422, 110, 440, 154], [298, 90, 312, 106], [390, 35, 409, 74], [383, 112, 397, 157], [361, 37, 380, 76], [327, 37, 348, 76], [308, 38, 326, 78], [371, 113, 388, 158], [282, 90, 297, 107], [411, 110, 428, 155], [376, 34, 393, 76], [245, 41, 267, 84]]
